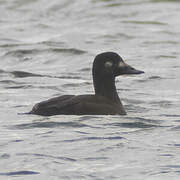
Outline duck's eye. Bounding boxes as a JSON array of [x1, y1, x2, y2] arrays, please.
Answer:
[[104, 61, 113, 68]]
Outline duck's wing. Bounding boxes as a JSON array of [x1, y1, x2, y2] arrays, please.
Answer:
[[67, 95, 126, 115], [70, 101, 126, 115], [30, 95, 75, 116]]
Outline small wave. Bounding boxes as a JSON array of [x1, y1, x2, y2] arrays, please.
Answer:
[[126, 117, 162, 124], [155, 55, 177, 59], [135, 76, 163, 83], [125, 104, 149, 113], [4, 49, 40, 58], [50, 48, 87, 55], [97, 0, 147, 7], [170, 125, 180, 131], [105, 121, 160, 128], [0, 38, 22, 48], [149, 100, 172, 108], [117, 88, 131, 92], [8, 70, 81, 79], [1, 70, 61, 80], [143, 40, 178, 45], [79, 67, 91, 72], [123, 20, 167, 25], [0, 80, 22, 84], [3, 48, 86, 59], [151, 0, 180, 2], [62, 83, 83, 88], [162, 114, 180, 117], [174, 144, 180, 147], [0, 153, 10, 159], [98, 33, 134, 40], [0, 43, 27, 48], [17, 153, 76, 162], [11, 121, 88, 129], [0, 69, 5, 73], [63, 136, 124, 143], [39, 40, 65, 47], [83, 157, 108, 161], [79, 115, 102, 121], [58, 75, 82, 79], [160, 154, 173, 157], [0, 171, 39, 176], [160, 30, 179, 35], [0, 69, 42, 79], [10, 71, 42, 78], [0, 79, 32, 89], [5, 85, 33, 89], [161, 165, 180, 171], [123, 98, 145, 104], [148, 76, 162, 80], [104, 2, 123, 7]]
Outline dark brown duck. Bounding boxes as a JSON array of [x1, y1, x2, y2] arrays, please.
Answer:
[[30, 52, 144, 116]]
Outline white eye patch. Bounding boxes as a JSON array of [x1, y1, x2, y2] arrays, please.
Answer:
[[104, 61, 113, 68], [119, 61, 126, 68]]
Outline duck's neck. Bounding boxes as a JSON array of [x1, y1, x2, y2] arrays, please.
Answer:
[[93, 75, 120, 103]]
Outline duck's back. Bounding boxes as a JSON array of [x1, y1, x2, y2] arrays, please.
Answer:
[[30, 94, 126, 116]]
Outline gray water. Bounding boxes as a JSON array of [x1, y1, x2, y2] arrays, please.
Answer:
[[1, 0, 180, 179]]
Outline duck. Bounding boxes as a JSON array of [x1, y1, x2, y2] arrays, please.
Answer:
[[30, 52, 144, 116]]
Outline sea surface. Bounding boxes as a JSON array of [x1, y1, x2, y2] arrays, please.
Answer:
[[1, 0, 180, 179]]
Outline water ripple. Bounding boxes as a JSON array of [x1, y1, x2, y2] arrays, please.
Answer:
[[104, 122, 159, 128], [10, 71, 42, 78], [0, 171, 40, 176], [155, 55, 177, 59], [11, 121, 89, 129], [123, 20, 167, 25], [63, 136, 124, 143], [0, 69, 5, 73], [0, 153, 10, 159], [17, 153, 76, 162], [50, 48, 87, 55], [3, 48, 86, 58], [4, 49, 40, 58], [3, 70, 81, 79], [144, 40, 179, 45], [151, 0, 180, 2]]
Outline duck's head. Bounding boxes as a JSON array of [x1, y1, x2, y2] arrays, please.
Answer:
[[93, 52, 144, 78]]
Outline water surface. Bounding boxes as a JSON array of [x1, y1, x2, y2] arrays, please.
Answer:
[[1, 0, 180, 179]]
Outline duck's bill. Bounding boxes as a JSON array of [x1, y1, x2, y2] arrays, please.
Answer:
[[115, 61, 144, 76], [123, 64, 144, 75]]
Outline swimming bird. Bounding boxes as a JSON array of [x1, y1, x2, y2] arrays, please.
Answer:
[[30, 52, 144, 116]]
